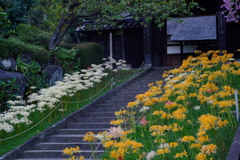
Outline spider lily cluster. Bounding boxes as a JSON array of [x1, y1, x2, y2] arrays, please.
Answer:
[[0, 57, 128, 140], [80, 50, 240, 160]]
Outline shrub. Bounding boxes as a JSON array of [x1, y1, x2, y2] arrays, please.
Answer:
[[0, 38, 50, 64], [24, 43, 50, 64], [0, 38, 26, 58], [14, 24, 51, 49], [49, 47, 81, 73], [24, 61, 48, 97], [0, 78, 19, 112], [58, 43, 77, 50], [73, 42, 103, 69]]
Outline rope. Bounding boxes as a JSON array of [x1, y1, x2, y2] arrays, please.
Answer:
[[0, 102, 62, 142], [0, 62, 145, 153], [112, 61, 145, 82], [0, 79, 114, 141], [60, 78, 114, 103]]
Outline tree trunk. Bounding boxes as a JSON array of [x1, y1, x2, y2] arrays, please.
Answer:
[[48, 17, 77, 50]]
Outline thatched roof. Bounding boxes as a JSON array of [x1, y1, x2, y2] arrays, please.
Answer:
[[167, 16, 217, 41]]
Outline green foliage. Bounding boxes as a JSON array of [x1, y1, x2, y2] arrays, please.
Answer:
[[0, 78, 19, 112], [15, 55, 28, 74], [24, 42, 50, 64], [14, 24, 50, 49], [0, 0, 37, 29], [73, 42, 103, 69], [58, 43, 77, 50], [0, 7, 11, 37], [27, 0, 63, 32], [24, 61, 48, 97], [0, 38, 49, 64], [49, 47, 80, 73]]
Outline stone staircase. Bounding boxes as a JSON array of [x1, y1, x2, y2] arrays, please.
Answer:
[[2, 67, 176, 160]]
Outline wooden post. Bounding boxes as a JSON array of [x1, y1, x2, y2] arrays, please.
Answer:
[[110, 32, 113, 58], [143, 23, 152, 67], [121, 31, 125, 60]]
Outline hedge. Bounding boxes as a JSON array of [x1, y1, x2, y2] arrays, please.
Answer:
[[58, 43, 77, 50], [14, 24, 51, 50], [0, 38, 50, 64], [73, 42, 103, 69]]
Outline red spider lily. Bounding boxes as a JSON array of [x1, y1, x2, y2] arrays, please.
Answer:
[[140, 117, 148, 126], [118, 156, 123, 160]]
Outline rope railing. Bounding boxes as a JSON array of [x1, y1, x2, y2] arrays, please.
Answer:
[[0, 62, 145, 145], [0, 102, 62, 142], [60, 78, 114, 103], [112, 61, 145, 82]]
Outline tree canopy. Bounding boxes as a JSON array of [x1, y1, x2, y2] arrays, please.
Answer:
[[47, 0, 200, 50], [0, 0, 37, 29], [2, 0, 238, 51]]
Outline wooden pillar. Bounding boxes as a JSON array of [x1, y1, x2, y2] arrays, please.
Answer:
[[143, 23, 152, 67], [152, 22, 167, 67], [217, 8, 227, 51], [180, 42, 184, 62], [121, 31, 125, 60], [109, 32, 113, 58]]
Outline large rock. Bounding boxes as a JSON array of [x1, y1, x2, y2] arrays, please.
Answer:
[[20, 54, 32, 65], [0, 58, 16, 71], [43, 65, 63, 86], [0, 69, 27, 97]]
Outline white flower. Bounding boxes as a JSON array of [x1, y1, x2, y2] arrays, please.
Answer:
[[194, 106, 201, 110], [164, 77, 170, 81], [20, 111, 30, 117], [95, 131, 111, 142], [30, 86, 36, 89], [140, 106, 150, 112], [159, 143, 170, 148], [0, 122, 14, 133], [108, 126, 123, 138], [146, 151, 156, 160]]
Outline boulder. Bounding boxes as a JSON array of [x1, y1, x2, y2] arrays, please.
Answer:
[[0, 58, 16, 71], [20, 54, 32, 65], [0, 69, 27, 97], [43, 65, 63, 86]]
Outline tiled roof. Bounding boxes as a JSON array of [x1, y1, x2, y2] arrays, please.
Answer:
[[167, 16, 217, 41]]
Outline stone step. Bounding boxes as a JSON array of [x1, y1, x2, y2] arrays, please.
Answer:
[[120, 88, 149, 92], [74, 117, 116, 123], [89, 107, 123, 112], [103, 98, 135, 103], [20, 150, 103, 158], [34, 142, 103, 150], [57, 128, 108, 135], [122, 86, 150, 91], [46, 135, 90, 142], [66, 122, 113, 129], [94, 103, 126, 108], [113, 92, 142, 98], [82, 112, 116, 118]]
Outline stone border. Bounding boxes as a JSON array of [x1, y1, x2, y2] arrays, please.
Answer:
[[0, 67, 151, 160], [227, 126, 240, 160]]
